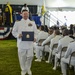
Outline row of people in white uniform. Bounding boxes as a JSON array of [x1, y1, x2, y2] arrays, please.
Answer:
[[34, 26, 62, 62], [53, 30, 74, 70], [61, 41, 75, 75], [46, 30, 62, 63], [34, 27, 75, 75]]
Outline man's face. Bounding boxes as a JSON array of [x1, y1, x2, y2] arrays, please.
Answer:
[[22, 11, 29, 20]]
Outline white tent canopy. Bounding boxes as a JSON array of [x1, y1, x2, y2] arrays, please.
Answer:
[[0, 0, 75, 27], [0, 0, 75, 7]]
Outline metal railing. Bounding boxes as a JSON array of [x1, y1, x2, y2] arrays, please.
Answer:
[[43, 11, 64, 27]]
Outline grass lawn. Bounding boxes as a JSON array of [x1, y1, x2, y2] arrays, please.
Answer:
[[0, 40, 61, 75]]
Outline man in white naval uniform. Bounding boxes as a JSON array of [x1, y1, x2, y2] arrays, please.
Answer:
[[42, 26, 59, 46], [34, 26, 49, 62], [61, 41, 75, 75], [42, 32, 54, 46], [36, 26, 48, 42], [53, 29, 74, 70], [46, 30, 62, 63], [12, 10, 37, 75]]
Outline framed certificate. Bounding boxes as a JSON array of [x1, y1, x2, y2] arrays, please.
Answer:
[[22, 31, 34, 41]]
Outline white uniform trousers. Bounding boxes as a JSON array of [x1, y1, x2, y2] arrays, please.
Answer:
[[47, 49, 52, 62], [35, 46, 43, 59], [18, 49, 33, 74], [61, 57, 75, 75], [61, 58, 69, 75], [33, 42, 38, 54], [48, 49, 57, 62], [53, 53, 60, 69], [35, 45, 49, 59]]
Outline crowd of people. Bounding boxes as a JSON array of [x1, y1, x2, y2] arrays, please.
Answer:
[[33, 24, 75, 75]]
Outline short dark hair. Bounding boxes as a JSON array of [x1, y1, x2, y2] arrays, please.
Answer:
[[55, 30, 60, 35], [40, 26, 44, 31], [62, 29, 69, 36], [70, 24, 73, 30]]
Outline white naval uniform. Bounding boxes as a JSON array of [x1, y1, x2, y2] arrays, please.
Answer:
[[47, 35, 62, 62], [61, 41, 75, 75], [12, 19, 37, 75], [36, 31, 48, 58], [34, 30, 47, 53], [35, 31, 48, 59], [53, 36, 74, 70], [36, 31, 48, 42], [42, 32, 55, 46]]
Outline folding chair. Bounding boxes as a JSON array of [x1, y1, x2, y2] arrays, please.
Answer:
[[58, 47, 67, 64], [60, 47, 67, 60], [68, 51, 75, 75], [51, 43, 58, 65], [43, 41, 50, 60]]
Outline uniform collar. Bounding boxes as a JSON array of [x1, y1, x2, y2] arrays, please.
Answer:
[[21, 18, 30, 22]]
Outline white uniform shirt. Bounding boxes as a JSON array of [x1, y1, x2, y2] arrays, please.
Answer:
[[64, 41, 75, 58], [12, 19, 37, 50], [63, 41, 75, 65], [57, 36, 74, 54], [42, 32, 55, 46], [50, 35, 62, 54], [35, 29, 40, 38], [36, 31, 48, 42], [37, 29, 40, 34]]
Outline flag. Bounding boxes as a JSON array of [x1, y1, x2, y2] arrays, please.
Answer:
[[0, 27, 11, 39], [41, 0, 46, 16]]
